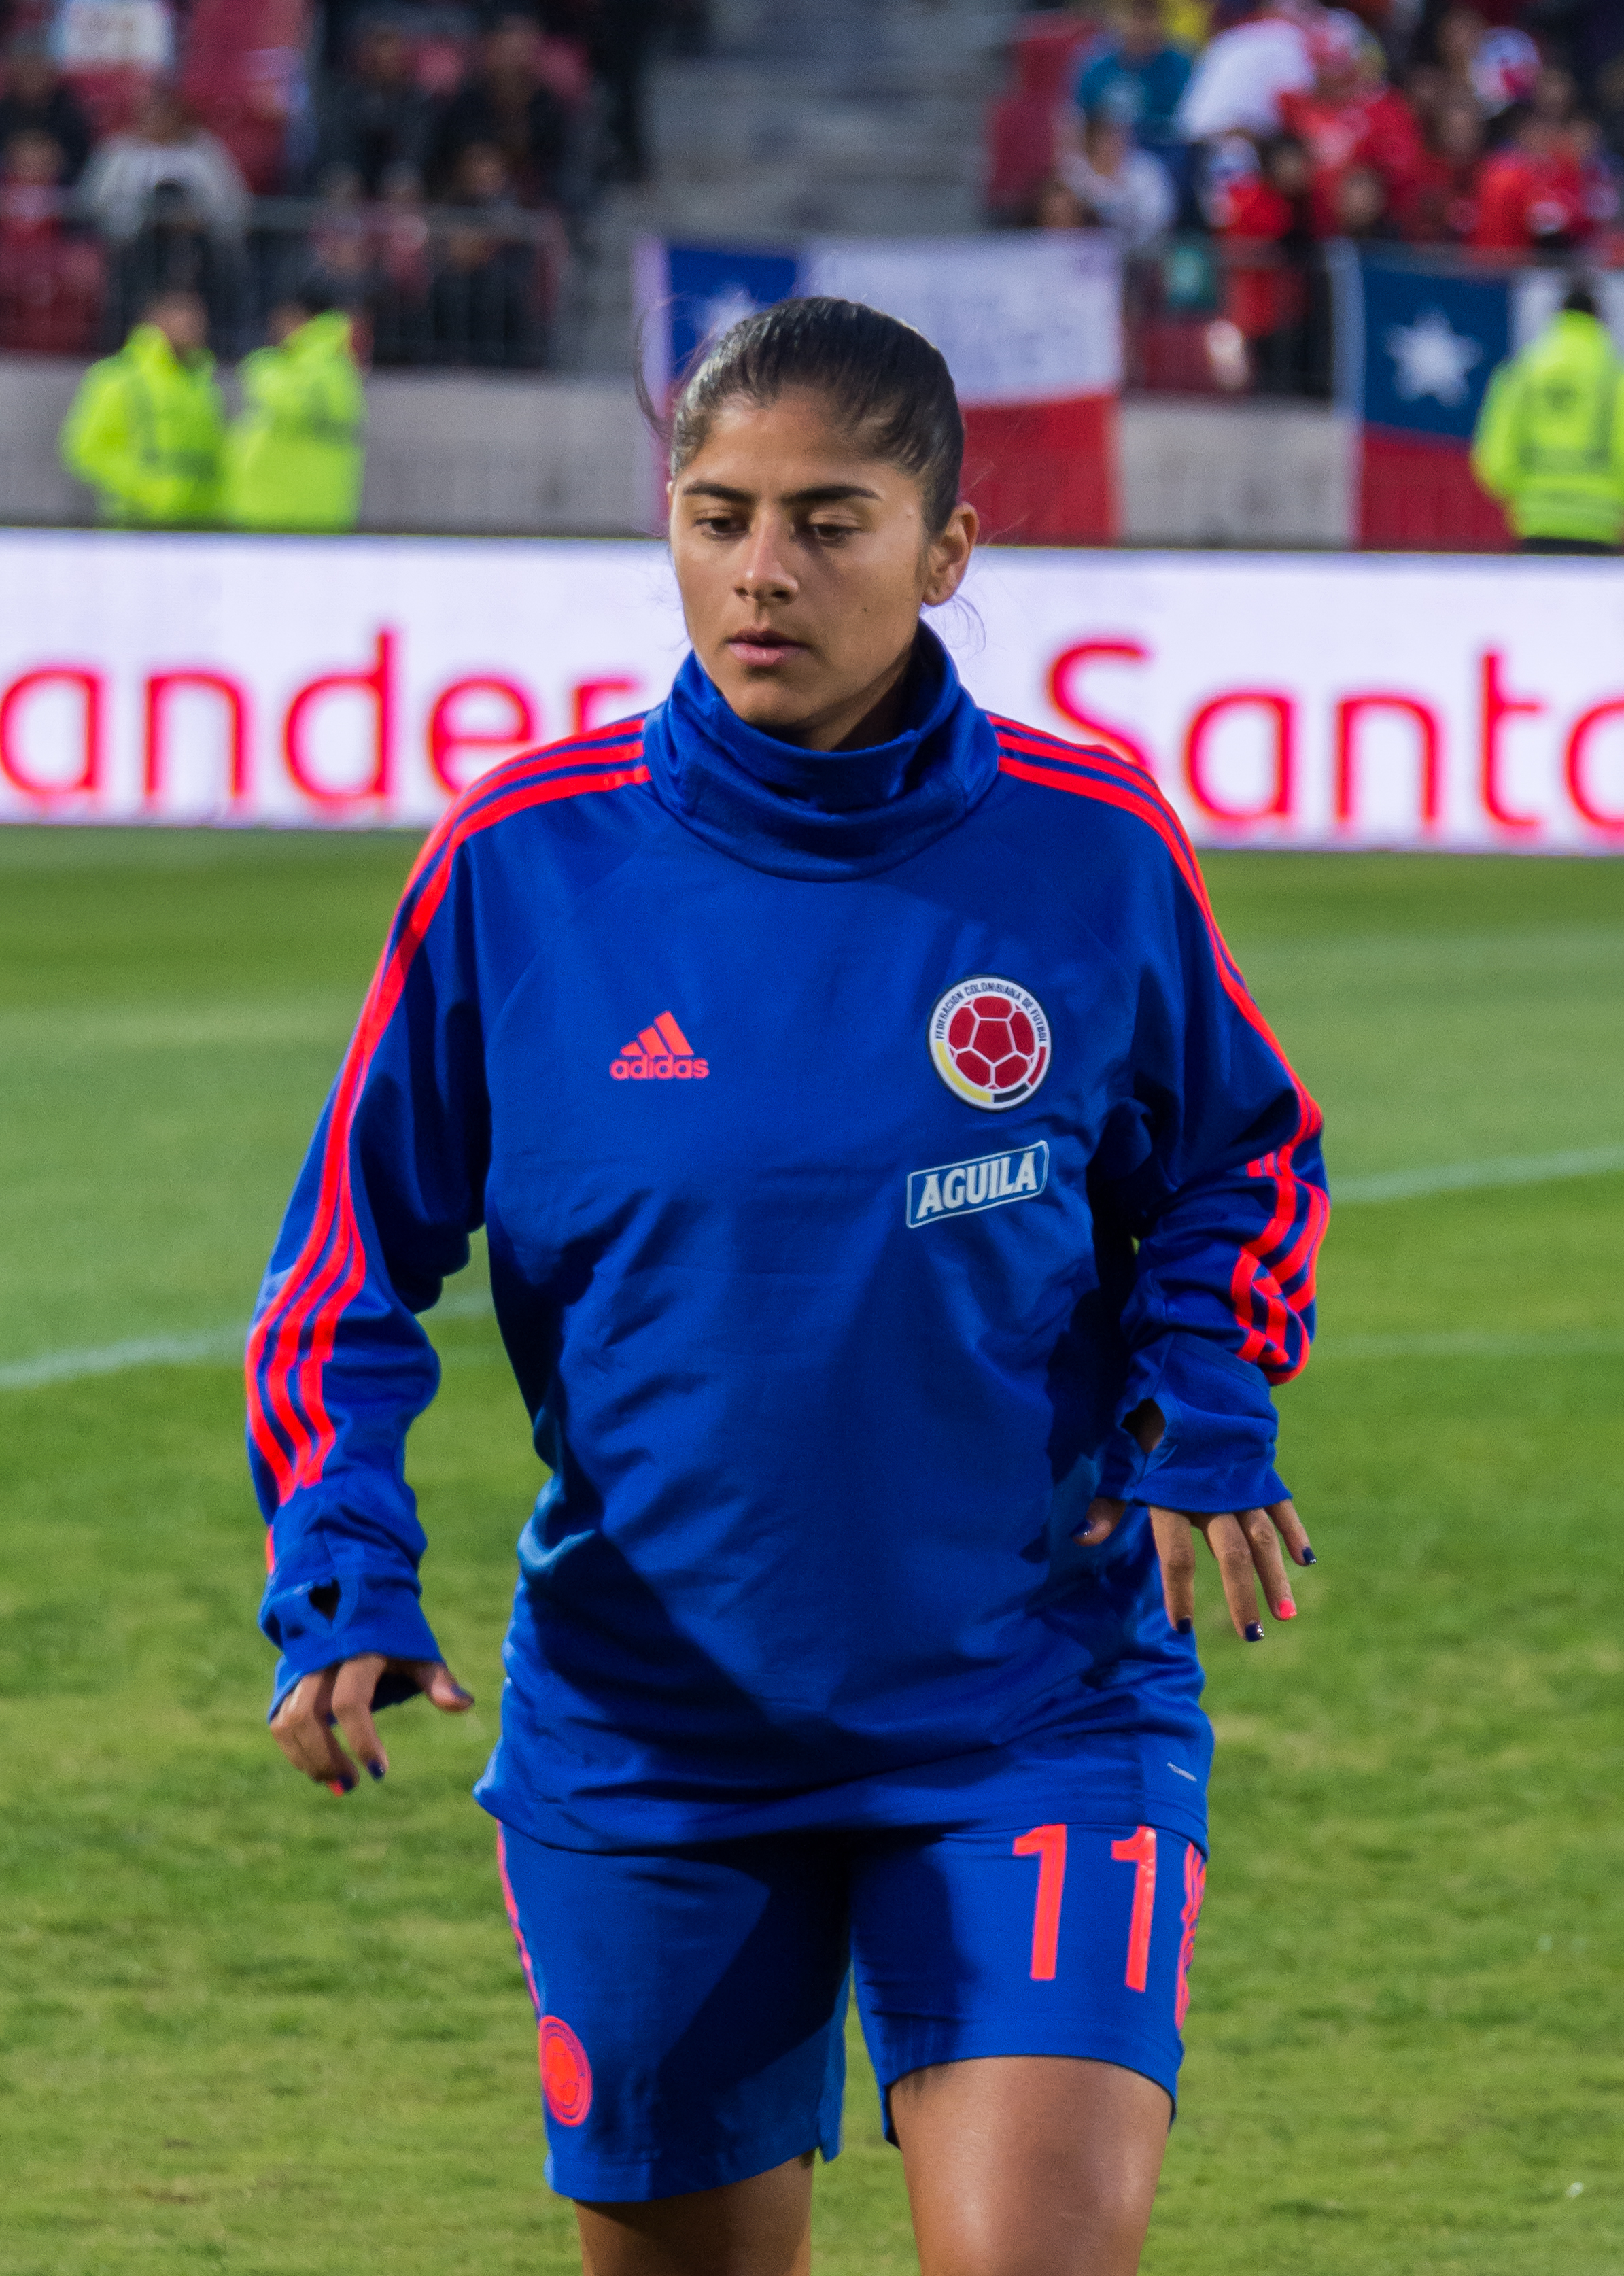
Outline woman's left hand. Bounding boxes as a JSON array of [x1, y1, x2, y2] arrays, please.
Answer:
[[1071, 1395, 1315, 1641], [1074, 1492, 1315, 1642]]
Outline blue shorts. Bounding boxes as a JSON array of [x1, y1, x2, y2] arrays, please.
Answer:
[[497, 1816, 1208, 2203]]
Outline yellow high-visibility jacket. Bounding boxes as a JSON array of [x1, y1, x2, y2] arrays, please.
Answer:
[[223, 311, 366, 533], [60, 324, 224, 527], [1472, 309, 1624, 545]]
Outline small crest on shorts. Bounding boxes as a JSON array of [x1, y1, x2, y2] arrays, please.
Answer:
[[539, 2014, 593, 2126]]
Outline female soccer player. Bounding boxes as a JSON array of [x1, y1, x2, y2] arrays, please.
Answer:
[[251, 298, 1326, 2276]]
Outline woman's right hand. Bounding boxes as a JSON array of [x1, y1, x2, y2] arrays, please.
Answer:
[[271, 1654, 474, 1794]]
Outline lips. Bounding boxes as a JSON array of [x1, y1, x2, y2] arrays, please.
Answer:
[[727, 628, 806, 666]]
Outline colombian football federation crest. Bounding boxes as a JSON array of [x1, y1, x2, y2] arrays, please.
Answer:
[[928, 977, 1050, 1111]]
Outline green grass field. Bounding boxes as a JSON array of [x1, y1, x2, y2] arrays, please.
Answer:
[[3, 829, 1621, 2275]]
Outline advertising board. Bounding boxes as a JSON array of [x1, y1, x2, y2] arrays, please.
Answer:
[[1, 532, 1619, 850]]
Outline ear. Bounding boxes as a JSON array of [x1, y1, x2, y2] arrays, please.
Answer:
[[922, 503, 978, 608]]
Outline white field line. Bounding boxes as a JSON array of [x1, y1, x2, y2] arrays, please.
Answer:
[[0, 1288, 494, 1393], [0, 1327, 245, 1388], [1335, 1145, 1624, 1204], [1319, 1328, 1624, 1360], [3, 1141, 1621, 1394]]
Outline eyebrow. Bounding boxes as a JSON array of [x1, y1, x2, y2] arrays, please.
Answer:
[[679, 481, 883, 506]]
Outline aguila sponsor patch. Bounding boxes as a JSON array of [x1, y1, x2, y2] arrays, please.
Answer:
[[907, 1142, 1049, 1228]]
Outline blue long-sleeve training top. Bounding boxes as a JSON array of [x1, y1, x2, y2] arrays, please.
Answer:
[[248, 630, 1327, 1853]]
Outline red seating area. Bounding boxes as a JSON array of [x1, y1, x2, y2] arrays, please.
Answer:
[[985, 13, 1092, 222], [0, 1, 604, 361], [179, 0, 309, 197]]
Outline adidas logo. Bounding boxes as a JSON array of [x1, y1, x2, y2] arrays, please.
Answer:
[[610, 1012, 709, 1082]]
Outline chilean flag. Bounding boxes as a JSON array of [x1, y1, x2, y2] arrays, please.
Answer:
[[1343, 249, 1512, 549], [636, 233, 1122, 544]]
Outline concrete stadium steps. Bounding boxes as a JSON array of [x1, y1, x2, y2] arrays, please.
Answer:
[[556, 0, 1023, 370], [706, 0, 1020, 73]]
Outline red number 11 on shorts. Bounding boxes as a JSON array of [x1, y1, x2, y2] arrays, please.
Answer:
[[1014, 1823, 1158, 1989], [1012, 1823, 1067, 1979]]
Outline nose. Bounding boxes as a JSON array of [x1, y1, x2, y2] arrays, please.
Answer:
[[735, 514, 797, 603]]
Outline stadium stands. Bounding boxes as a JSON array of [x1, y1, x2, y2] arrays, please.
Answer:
[[0, 0, 627, 363], [0, 0, 1619, 549]]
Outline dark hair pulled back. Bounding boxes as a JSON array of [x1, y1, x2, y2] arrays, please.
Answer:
[[666, 296, 965, 538]]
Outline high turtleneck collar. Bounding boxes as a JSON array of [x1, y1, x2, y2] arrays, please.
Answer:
[[640, 626, 1002, 882]]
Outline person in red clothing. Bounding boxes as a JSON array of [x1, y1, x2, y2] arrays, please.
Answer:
[[1279, 10, 1423, 235], [1213, 134, 1325, 393], [1473, 105, 1588, 253], [1396, 90, 1485, 240], [1332, 160, 1399, 237], [1570, 116, 1622, 243], [0, 125, 103, 353]]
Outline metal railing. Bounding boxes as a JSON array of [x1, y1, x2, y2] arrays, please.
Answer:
[[0, 190, 570, 369], [1122, 235, 1603, 402]]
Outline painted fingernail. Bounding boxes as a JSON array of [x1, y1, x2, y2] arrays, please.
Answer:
[[1175, 1617, 1194, 1635], [1299, 1546, 1318, 1566], [451, 1683, 475, 1703], [1278, 1598, 1298, 1619], [367, 1761, 387, 1782], [327, 1778, 353, 1797], [1245, 1621, 1265, 1642]]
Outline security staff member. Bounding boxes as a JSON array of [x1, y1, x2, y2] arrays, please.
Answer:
[[60, 289, 224, 526], [1472, 281, 1624, 554], [223, 293, 367, 533]]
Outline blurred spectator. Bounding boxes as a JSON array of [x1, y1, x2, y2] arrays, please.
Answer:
[[590, 0, 660, 183], [224, 290, 366, 531], [1471, 25, 1540, 120], [1532, 64, 1579, 133], [1401, 61, 1445, 137], [1585, 37, 1624, 165], [1060, 108, 1177, 243], [1573, 115, 1623, 239], [1431, 6, 1486, 107], [370, 162, 433, 363], [1279, 12, 1422, 237], [1074, 0, 1194, 150], [1396, 88, 1485, 237], [1332, 158, 1398, 234], [1174, 0, 1312, 140], [1213, 132, 1325, 394], [1027, 173, 1092, 228], [80, 84, 249, 241], [1474, 104, 1587, 249], [430, 14, 570, 203], [0, 35, 92, 183], [1, 125, 65, 226], [81, 84, 249, 345], [301, 192, 377, 316], [59, 286, 223, 525], [315, 21, 434, 197], [0, 123, 103, 351], [428, 139, 545, 365], [1472, 279, 1624, 550]]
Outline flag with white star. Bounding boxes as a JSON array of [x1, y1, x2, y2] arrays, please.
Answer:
[[1355, 255, 1509, 443]]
